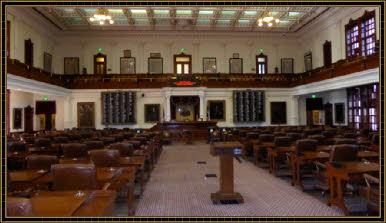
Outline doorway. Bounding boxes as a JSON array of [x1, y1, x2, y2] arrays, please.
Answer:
[[24, 105, 33, 132], [170, 96, 200, 121], [174, 53, 192, 75]]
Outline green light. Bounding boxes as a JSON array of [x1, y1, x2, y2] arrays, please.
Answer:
[[44, 97, 48, 101], [98, 48, 102, 52], [312, 95, 316, 98], [260, 48, 263, 53], [181, 48, 185, 52]]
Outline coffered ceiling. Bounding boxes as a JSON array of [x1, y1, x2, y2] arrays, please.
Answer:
[[33, 6, 330, 32]]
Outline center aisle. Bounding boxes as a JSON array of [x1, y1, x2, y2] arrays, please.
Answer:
[[135, 142, 344, 216]]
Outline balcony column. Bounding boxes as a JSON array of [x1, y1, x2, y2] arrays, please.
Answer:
[[290, 95, 300, 125], [165, 92, 171, 121], [199, 95, 205, 120]]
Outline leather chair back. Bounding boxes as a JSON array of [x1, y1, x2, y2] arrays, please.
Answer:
[[287, 133, 302, 141], [51, 164, 99, 190], [34, 138, 51, 148], [343, 133, 357, 139], [258, 134, 274, 143], [274, 136, 292, 148], [308, 134, 326, 144], [329, 144, 359, 162], [26, 155, 58, 170], [24, 136, 35, 145], [321, 131, 335, 138], [122, 132, 135, 140], [261, 130, 272, 135], [7, 141, 26, 152], [110, 134, 124, 142], [295, 139, 317, 155], [62, 143, 88, 158], [89, 149, 120, 167], [273, 132, 286, 137], [334, 138, 357, 145], [246, 132, 259, 140], [372, 134, 379, 145], [7, 197, 33, 216], [53, 136, 69, 144], [125, 140, 141, 149], [100, 137, 116, 146], [110, 143, 134, 156], [69, 134, 82, 142], [84, 140, 105, 151]]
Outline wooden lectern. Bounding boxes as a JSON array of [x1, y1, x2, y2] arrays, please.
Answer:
[[210, 141, 244, 204]]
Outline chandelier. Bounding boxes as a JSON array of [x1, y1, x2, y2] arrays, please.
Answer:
[[90, 8, 114, 25], [258, 9, 280, 27]]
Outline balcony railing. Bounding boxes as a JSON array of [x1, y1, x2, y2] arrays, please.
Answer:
[[6, 54, 379, 89]]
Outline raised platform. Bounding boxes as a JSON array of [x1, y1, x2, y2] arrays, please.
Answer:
[[153, 121, 217, 141]]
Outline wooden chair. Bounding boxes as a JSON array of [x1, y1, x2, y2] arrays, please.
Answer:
[[110, 143, 134, 157], [26, 155, 58, 171], [268, 136, 293, 176], [89, 150, 121, 167], [61, 143, 88, 158], [361, 173, 379, 216], [6, 197, 33, 216], [99, 137, 116, 146], [253, 134, 274, 166], [84, 140, 105, 151]]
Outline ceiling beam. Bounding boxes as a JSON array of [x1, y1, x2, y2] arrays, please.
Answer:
[[146, 8, 155, 30], [230, 10, 243, 31], [191, 8, 199, 30], [211, 10, 221, 30], [39, 7, 68, 30], [74, 8, 92, 30], [170, 8, 176, 29], [123, 8, 134, 27]]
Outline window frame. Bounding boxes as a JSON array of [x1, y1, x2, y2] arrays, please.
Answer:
[[203, 57, 217, 74], [256, 53, 267, 75], [345, 10, 376, 59], [229, 58, 243, 74]]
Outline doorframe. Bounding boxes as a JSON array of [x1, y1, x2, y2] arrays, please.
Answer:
[[173, 52, 192, 74]]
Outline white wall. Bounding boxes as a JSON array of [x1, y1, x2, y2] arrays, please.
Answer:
[[298, 7, 379, 70], [298, 89, 348, 126]]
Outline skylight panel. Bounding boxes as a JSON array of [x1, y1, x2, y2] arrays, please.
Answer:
[[289, 12, 300, 17], [238, 19, 250, 23], [199, 10, 213, 15], [83, 8, 98, 13], [154, 9, 170, 14], [114, 17, 127, 21], [244, 11, 257, 15], [107, 9, 123, 14], [221, 10, 236, 15], [280, 20, 290, 24], [131, 9, 147, 14], [217, 19, 230, 23], [61, 9, 74, 13], [197, 19, 211, 23], [176, 10, 192, 15], [134, 18, 149, 23]]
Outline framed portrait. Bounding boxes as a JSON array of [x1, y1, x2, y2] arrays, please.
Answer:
[[208, 100, 226, 121], [145, 104, 160, 123], [13, 108, 22, 129], [120, 57, 136, 74], [203, 58, 217, 74], [148, 58, 163, 74], [270, 102, 287, 124], [229, 58, 243, 74], [43, 52, 52, 73], [281, 58, 294, 74], [64, 57, 79, 74], [335, 103, 345, 124], [304, 52, 312, 72], [77, 102, 95, 128]]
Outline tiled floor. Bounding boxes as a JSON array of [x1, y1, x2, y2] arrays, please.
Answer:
[[132, 142, 347, 216]]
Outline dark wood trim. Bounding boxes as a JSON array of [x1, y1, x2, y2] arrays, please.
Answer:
[[148, 57, 163, 74], [120, 57, 136, 74], [229, 58, 243, 74], [256, 53, 267, 75], [203, 57, 217, 74], [24, 39, 33, 68], [174, 53, 192, 74], [43, 52, 52, 73], [207, 100, 226, 121], [144, 104, 161, 123], [7, 20, 10, 58], [304, 51, 312, 72], [323, 40, 332, 67], [94, 53, 107, 75]]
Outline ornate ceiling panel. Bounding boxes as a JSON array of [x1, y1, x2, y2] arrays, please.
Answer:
[[33, 6, 329, 32]]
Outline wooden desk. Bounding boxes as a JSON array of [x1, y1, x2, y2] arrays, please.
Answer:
[[59, 157, 91, 164], [358, 150, 378, 161], [290, 151, 330, 191], [153, 121, 217, 141], [30, 190, 116, 216], [120, 156, 146, 195], [326, 161, 379, 215], [9, 170, 49, 191], [268, 146, 294, 176]]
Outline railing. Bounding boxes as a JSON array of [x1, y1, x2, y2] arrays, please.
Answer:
[[6, 54, 379, 89]]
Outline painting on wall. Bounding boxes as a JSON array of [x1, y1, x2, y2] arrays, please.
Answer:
[[144, 104, 160, 123], [77, 102, 95, 128], [208, 100, 226, 121], [304, 52, 312, 72], [13, 108, 22, 129], [43, 52, 52, 73], [120, 57, 136, 74], [335, 103, 345, 124], [270, 102, 287, 124]]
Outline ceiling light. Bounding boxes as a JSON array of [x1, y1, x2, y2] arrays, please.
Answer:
[[257, 9, 280, 27], [90, 8, 114, 25]]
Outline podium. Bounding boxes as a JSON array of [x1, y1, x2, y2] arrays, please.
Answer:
[[210, 141, 244, 204]]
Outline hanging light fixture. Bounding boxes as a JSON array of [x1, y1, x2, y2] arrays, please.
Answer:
[[257, 9, 280, 27], [90, 8, 114, 24]]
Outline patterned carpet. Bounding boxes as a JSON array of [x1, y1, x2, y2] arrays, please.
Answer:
[[135, 142, 345, 216]]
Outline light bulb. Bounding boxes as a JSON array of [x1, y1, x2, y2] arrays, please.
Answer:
[[107, 16, 111, 20], [109, 20, 114, 24], [275, 18, 280, 23], [258, 18, 263, 23], [100, 21, 104, 25], [258, 22, 263, 27], [90, 18, 95, 21], [268, 23, 272, 27]]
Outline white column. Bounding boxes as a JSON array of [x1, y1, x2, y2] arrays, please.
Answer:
[[138, 41, 146, 73], [165, 94, 171, 121], [199, 95, 205, 120], [192, 41, 200, 73], [63, 96, 73, 129], [291, 96, 300, 125]]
